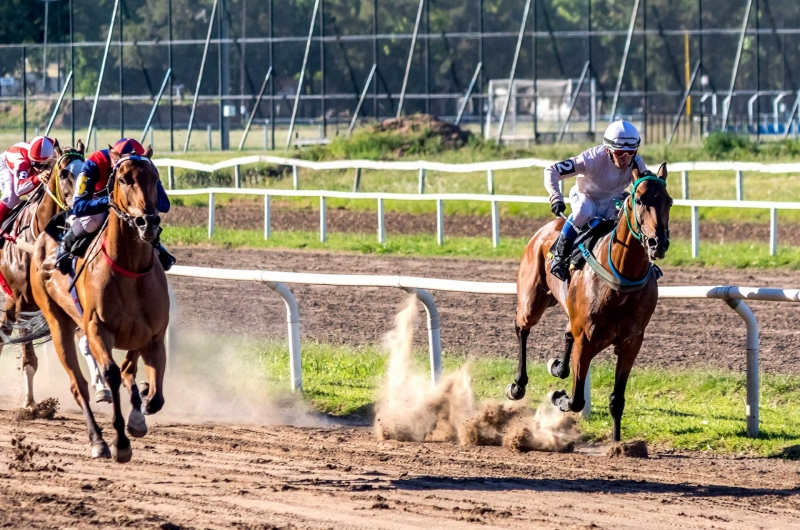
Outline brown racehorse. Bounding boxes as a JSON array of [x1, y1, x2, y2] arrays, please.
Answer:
[[507, 163, 672, 442], [25, 145, 169, 462], [0, 140, 89, 407]]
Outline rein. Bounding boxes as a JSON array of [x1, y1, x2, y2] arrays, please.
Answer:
[[579, 174, 667, 292], [44, 150, 84, 211]]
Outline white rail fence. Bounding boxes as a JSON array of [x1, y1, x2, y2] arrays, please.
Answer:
[[166, 264, 800, 439], [164, 187, 800, 257]]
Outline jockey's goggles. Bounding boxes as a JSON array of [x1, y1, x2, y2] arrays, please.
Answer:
[[609, 148, 637, 158]]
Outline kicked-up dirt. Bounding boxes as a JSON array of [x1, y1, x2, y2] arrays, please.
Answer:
[[2, 406, 800, 529]]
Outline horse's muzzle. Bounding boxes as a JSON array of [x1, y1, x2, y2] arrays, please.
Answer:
[[134, 214, 161, 241], [647, 236, 669, 260]]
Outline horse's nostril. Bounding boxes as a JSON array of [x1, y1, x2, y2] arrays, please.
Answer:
[[648, 237, 658, 248], [134, 217, 147, 227]]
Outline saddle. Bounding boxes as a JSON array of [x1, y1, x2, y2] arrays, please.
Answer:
[[567, 218, 616, 272], [44, 211, 95, 260]]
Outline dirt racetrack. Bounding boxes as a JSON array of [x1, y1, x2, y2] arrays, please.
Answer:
[[168, 246, 800, 373], [3, 403, 800, 530]]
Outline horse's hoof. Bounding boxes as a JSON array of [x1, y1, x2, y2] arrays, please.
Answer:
[[550, 389, 567, 406], [111, 444, 132, 464], [91, 442, 111, 459], [22, 398, 35, 409], [95, 388, 113, 404], [547, 358, 570, 379], [126, 409, 148, 439], [505, 383, 526, 401]]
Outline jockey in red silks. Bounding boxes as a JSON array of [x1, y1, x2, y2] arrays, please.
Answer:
[[0, 136, 57, 295], [55, 138, 176, 274]]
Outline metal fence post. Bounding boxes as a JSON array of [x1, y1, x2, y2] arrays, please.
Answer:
[[287, 0, 321, 148], [770, 208, 777, 256], [721, 0, 754, 130], [691, 205, 699, 258], [86, 0, 120, 146], [208, 192, 216, 238], [418, 168, 426, 194], [491, 200, 500, 248], [377, 198, 386, 244], [184, 0, 219, 152], [736, 170, 744, 200], [397, 0, 425, 118], [436, 199, 444, 245], [319, 196, 327, 242], [609, 0, 640, 122], [682, 170, 689, 199], [264, 194, 271, 239], [496, 0, 532, 142]]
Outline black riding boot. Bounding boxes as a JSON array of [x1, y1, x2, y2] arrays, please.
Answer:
[[154, 242, 176, 271], [549, 234, 575, 282], [55, 228, 79, 275]]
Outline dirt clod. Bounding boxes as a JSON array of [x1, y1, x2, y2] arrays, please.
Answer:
[[607, 439, 649, 458], [9, 435, 39, 471], [14, 398, 59, 421]]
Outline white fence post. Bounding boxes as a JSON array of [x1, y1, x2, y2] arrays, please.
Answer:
[[726, 299, 759, 438], [207, 124, 213, 150], [418, 168, 426, 194], [736, 170, 744, 200], [319, 196, 327, 242], [487, 169, 494, 194], [208, 192, 215, 238], [691, 205, 699, 258], [770, 208, 777, 256], [167, 166, 175, 190], [682, 170, 689, 199], [292, 165, 299, 190], [353, 167, 362, 192], [234, 165, 242, 188], [264, 194, 271, 239], [403, 287, 442, 386], [491, 200, 500, 248], [436, 199, 444, 246], [377, 198, 386, 244], [263, 281, 302, 392]]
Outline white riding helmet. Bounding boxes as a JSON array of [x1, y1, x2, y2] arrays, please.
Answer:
[[603, 120, 640, 151]]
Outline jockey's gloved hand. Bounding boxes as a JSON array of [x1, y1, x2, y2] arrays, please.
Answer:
[[551, 201, 566, 217]]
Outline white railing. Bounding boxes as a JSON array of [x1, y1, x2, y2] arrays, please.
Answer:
[[152, 154, 800, 204], [164, 187, 800, 257], [165, 264, 800, 438]]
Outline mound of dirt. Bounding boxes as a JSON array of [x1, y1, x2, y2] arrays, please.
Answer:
[[14, 398, 60, 421], [374, 114, 472, 154], [607, 439, 649, 458]]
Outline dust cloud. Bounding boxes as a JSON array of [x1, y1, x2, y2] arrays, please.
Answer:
[[374, 296, 579, 452]]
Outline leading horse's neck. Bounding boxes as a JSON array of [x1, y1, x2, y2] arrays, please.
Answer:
[[604, 202, 650, 281], [104, 203, 154, 274]]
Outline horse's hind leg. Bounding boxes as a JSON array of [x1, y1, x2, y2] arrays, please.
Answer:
[[77, 333, 112, 403], [547, 323, 574, 380], [608, 336, 644, 442], [120, 350, 147, 438], [21, 341, 38, 408]]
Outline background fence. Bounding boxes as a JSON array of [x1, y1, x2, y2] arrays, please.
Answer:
[[1, 0, 800, 150]]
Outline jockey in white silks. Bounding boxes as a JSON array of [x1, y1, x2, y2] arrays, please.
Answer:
[[543, 120, 647, 282]]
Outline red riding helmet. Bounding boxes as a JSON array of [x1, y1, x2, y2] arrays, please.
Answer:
[[113, 138, 145, 156], [29, 136, 56, 164]]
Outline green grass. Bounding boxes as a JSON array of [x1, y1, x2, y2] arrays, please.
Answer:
[[230, 337, 800, 457], [162, 226, 800, 269]]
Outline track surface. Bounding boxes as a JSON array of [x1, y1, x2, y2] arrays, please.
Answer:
[[2, 406, 800, 530], [169, 247, 800, 372]]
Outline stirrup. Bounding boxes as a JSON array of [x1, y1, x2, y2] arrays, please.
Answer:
[[55, 246, 73, 275], [550, 260, 570, 282]]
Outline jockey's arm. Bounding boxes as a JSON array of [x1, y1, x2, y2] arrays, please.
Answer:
[[543, 155, 587, 206], [156, 179, 170, 214], [72, 161, 109, 218], [14, 160, 40, 196]]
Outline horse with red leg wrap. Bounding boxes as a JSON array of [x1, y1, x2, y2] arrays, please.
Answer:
[[507, 163, 672, 442]]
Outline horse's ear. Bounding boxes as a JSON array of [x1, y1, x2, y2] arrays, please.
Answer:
[[630, 163, 641, 181], [53, 139, 62, 158], [144, 145, 153, 159], [108, 146, 121, 165], [657, 162, 668, 181], [76, 139, 85, 154]]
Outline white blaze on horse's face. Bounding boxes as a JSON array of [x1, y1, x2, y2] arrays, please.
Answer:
[[636, 180, 672, 261], [115, 159, 161, 242]]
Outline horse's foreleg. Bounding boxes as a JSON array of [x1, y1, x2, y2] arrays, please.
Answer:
[[51, 319, 109, 458], [86, 326, 131, 463], [21, 341, 38, 408], [505, 324, 530, 400], [77, 334, 112, 403], [552, 333, 594, 414], [121, 350, 147, 438], [609, 337, 643, 442], [139, 339, 166, 415]]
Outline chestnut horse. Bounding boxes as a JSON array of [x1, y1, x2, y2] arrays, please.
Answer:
[[507, 163, 672, 441], [0, 141, 107, 407], [24, 146, 169, 461]]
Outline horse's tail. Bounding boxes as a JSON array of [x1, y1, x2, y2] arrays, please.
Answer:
[[0, 310, 52, 345]]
